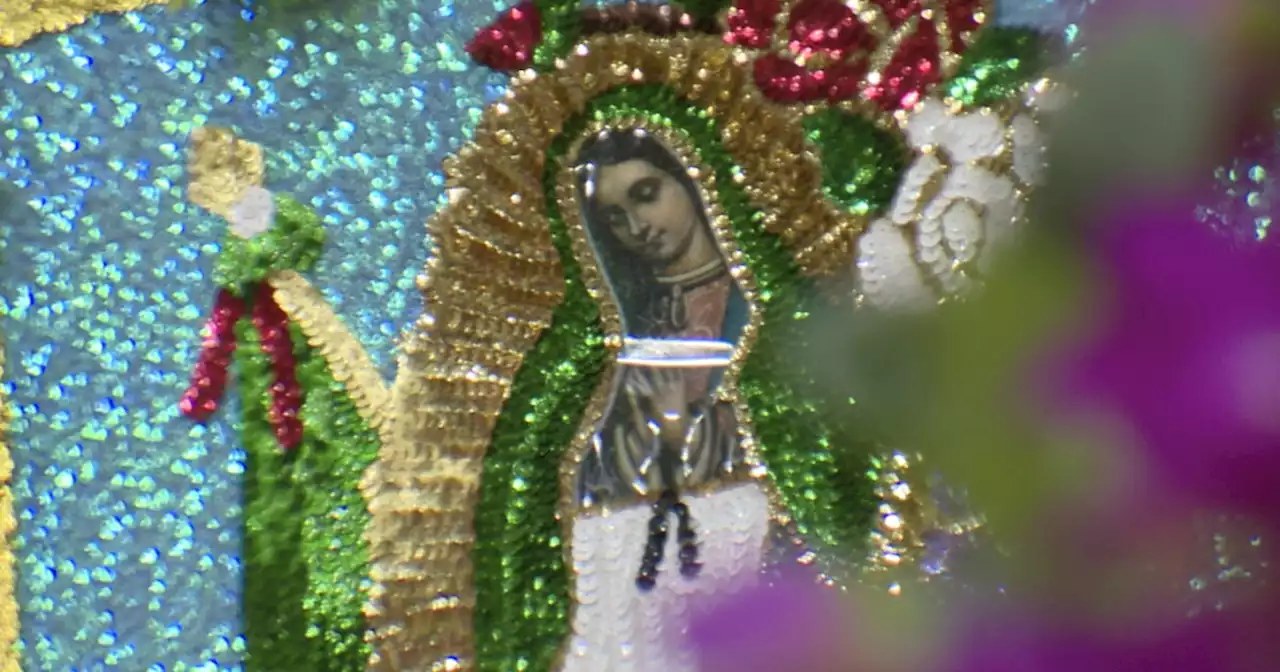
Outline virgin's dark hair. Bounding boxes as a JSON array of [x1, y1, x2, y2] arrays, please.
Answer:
[[574, 129, 712, 336]]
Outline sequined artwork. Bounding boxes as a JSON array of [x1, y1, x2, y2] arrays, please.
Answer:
[[0, 0, 1098, 671]]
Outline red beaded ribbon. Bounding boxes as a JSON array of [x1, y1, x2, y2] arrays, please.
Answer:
[[251, 283, 305, 451], [180, 288, 245, 421], [180, 283, 304, 450]]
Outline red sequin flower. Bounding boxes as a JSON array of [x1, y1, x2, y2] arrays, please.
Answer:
[[726, 0, 782, 48], [466, 1, 543, 72], [729, 0, 988, 110]]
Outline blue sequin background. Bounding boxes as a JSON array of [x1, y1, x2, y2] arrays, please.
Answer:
[[0, 0, 1092, 669]]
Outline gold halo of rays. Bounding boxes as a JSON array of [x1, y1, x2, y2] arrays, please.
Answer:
[[363, 31, 875, 671], [553, 120, 782, 668]]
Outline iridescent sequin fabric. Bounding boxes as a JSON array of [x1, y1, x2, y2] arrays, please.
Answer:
[[0, 0, 1099, 668]]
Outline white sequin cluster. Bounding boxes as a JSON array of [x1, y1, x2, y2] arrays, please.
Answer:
[[857, 94, 1052, 308], [227, 185, 275, 239], [564, 483, 770, 672]]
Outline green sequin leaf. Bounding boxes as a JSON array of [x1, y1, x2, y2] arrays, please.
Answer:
[[473, 83, 875, 671], [471, 128, 606, 672], [239, 315, 377, 670], [532, 0, 583, 71], [214, 194, 326, 295], [803, 109, 912, 216], [945, 27, 1055, 109]]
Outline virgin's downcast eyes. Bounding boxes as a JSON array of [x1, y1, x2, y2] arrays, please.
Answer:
[[628, 177, 661, 204]]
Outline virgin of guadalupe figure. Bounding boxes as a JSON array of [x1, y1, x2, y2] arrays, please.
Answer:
[[563, 128, 773, 672]]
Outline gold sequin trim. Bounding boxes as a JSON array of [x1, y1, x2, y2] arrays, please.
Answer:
[[364, 32, 869, 670], [861, 450, 985, 595], [186, 126, 266, 219], [267, 270, 391, 437], [0, 335, 18, 672], [0, 0, 169, 47]]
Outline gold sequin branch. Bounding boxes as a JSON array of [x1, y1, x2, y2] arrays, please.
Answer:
[[0, 336, 19, 672], [267, 271, 390, 437], [862, 450, 987, 594], [0, 0, 170, 48], [361, 198, 563, 670], [186, 126, 266, 220]]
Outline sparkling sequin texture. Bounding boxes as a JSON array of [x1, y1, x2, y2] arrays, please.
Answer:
[[0, 0, 1087, 667], [471, 81, 878, 670], [1204, 153, 1279, 242], [945, 27, 1051, 109], [0, 1, 504, 668], [235, 317, 380, 670], [803, 109, 911, 216]]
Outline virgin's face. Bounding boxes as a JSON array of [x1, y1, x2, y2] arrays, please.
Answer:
[[591, 159, 701, 267]]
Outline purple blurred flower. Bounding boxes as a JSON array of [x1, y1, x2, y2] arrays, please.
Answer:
[[686, 574, 1279, 672], [1056, 196, 1280, 520], [955, 601, 1280, 672], [684, 573, 852, 672]]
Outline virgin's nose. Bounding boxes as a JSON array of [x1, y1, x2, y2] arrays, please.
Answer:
[[626, 212, 650, 240]]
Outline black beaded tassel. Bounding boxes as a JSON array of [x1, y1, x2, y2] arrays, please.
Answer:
[[635, 489, 701, 591], [635, 410, 703, 590], [672, 499, 701, 578]]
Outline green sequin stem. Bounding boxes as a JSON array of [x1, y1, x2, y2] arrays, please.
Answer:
[[946, 27, 1054, 109], [290, 321, 378, 669], [238, 315, 378, 670], [473, 83, 877, 670], [803, 109, 912, 217], [237, 317, 315, 670]]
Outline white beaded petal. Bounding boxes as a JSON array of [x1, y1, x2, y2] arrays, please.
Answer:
[[1010, 113, 1047, 186], [889, 153, 946, 226], [905, 99, 1004, 162], [940, 201, 983, 264], [857, 218, 935, 310]]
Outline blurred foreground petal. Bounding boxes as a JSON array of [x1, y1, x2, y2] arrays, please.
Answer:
[[685, 575, 948, 672], [956, 601, 1280, 672], [684, 574, 850, 672], [1058, 196, 1280, 519]]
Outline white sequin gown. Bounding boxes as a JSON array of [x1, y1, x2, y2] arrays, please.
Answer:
[[562, 482, 771, 672]]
